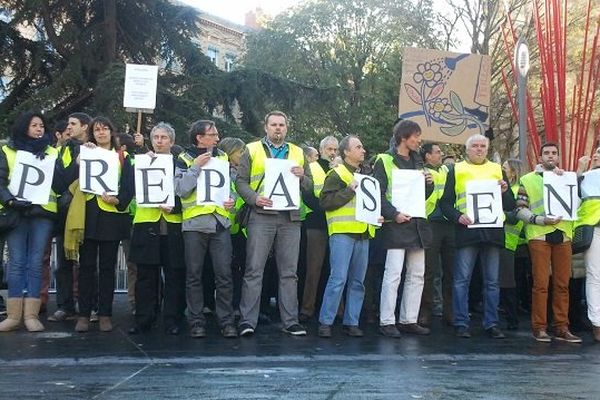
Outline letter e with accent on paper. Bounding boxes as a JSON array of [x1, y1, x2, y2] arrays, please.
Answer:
[[465, 179, 503, 228], [543, 171, 579, 221], [354, 173, 381, 226], [134, 154, 174, 207], [196, 158, 230, 206], [263, 158, 300, 210], [79, 146, 120, 195], [8, 151, 56, 205]]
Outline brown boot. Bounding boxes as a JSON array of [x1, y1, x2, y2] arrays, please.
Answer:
[[593, 326, 600, 343], [75, 317, 89, 333], [99, 316, 113, 332], [23, 298, 44, 332], [0, 298, 23, 332]]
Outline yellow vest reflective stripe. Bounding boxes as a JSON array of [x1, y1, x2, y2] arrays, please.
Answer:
[[325, 164, 375, 238], [302, 161, 327, 218], [454, 160, 504, 225], [133, 206, 182, 224], [425, 165, 448, 217], [377, 153, 395, 202], [504, 183, 524, 251], [575, 197, 600, 228], [178, 150, 230, 221], [519, 171, 573, 240], [247, 141, 305, 195], [1, 145, 58, 213], [84, 150, 129, 213], [58, 145, 73, 168]]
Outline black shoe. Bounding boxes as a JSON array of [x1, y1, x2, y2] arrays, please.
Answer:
[[486, 326, 506, 339], [222, 324, 238, 338], [342, 325, 364, 337], [379, 324, 402, 338], [165, 325, 181, 335], [190, 323, 206, 338], [282, 324, 307, 336], [238, 323, 255, 337], [455, 326, 471, 338], [397, 323, 431, 336], [318, 324, 332, 338]]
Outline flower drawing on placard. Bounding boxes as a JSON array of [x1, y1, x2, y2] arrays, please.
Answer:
[[413, 62, 442, 88], [428, 98, 452, 119]]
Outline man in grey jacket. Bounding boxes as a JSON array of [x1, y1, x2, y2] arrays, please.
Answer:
[[235, 111, 313, 336]]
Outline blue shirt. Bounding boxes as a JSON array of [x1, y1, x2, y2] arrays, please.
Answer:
[[263, 137, 289, 159]]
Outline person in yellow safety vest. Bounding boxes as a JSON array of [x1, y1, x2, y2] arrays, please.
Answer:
[[127, 122, 186, 336], [374, 120, 433, 338], [47, 112, 92, 324], [217, 137, 247, 311], [439, 133, 515, 340], [499, 158, 525, 331], [0, 112, 60, 333], [235, 110, 313, 337], [576, 147, 600, 342], [72, 116, 134, 334], [317, 135, 379, 338], [418, 142, 455, 328], [299, 137, 336, 323], [174, 120, 238, 339], [516, 142, 581, 343]]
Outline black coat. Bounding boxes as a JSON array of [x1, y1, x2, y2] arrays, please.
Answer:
[[129, 221, 185, 268], [373, 150, 433, 250]]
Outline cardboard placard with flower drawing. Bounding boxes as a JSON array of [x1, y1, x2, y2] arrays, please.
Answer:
[[398, 47, 491, 145]]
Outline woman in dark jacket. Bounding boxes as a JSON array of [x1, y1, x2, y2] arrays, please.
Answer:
[[73, 116, 134, 333], [373, 120, 433, 338], [0, 111, 59, 332]]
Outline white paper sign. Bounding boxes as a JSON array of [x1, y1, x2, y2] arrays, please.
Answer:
[[391, 169, 426, 218], [543, 171, 580, 221], [123, 64, 159, 110], [580, 169, 600, 198], [8, 151, 56, 205], [197, 158, 230, 206], [134, 154, 174, 207], [79, 146, 120, 195], [465, 180, 503, 228], [263, 158, 300, 210], [354, 173, 381, 226]]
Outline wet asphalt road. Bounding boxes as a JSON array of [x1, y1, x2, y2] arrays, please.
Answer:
[[1, 296, 599, 399]]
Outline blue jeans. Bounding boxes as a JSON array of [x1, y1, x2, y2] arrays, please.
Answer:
[[6, 217, 54, 298], [319, 234, 369, 326], [453, 245, 500, 329]]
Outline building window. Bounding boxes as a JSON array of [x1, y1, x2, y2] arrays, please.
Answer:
[[207, 47, 218, 66], [224, 54, 235, 72]]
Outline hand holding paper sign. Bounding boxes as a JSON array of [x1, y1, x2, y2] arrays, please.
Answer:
[[223, 198, 235, 210], [290, 166, 304, 177], [194, 152, 212, 167]]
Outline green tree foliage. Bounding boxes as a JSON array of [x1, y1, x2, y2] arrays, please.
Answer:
[[238, 0, 441, 153], [0, 0, 248, 142]]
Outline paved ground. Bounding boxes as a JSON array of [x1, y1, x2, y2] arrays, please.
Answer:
[[1, 295, 600, 399]]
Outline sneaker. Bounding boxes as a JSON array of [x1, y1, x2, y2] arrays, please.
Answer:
[[89, 310, 99, 323], [342, 325, 364, 337], [397, 323, 431, 336], [455, 326, 471, 338], [486, 326, 506, 339], [553, 329, 582, 343], [318, 324, 332, 338], [48, 309, 76, 322], [238, 323, 255, 337], [532, 330, 552, 343], [379, 324, 402, 338], [190, 323, 206, 338], [221, 324, 238, 339], [282, 324, 307, 336]]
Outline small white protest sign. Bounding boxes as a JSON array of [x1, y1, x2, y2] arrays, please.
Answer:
[[123, 64, 159, 110], [580, 168, 600, 199], [79, 146, 120, 195], [543, 171, 579, 221], [263, 158, 300, 210], [8, 151, 56, 205], [354, 173, 381, 226], [465, 179, 503, 228], [134, 154, 174, 208], [197, 158, 230, 206], [391, 169, 426, 218]]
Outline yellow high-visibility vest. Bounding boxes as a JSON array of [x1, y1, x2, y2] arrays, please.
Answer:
[[454, 160, 504, 225], [425, 164, 448, 217], [504, 183, 524, 251], [301, 161, 327, 219], [246, 141, 304, 195]]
